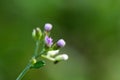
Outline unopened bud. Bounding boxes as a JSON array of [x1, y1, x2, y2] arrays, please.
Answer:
[[47, 50, 59, 57], [31, 58, 37, 64], [57, 39, 66, 48], [32, 27, 42, 40], [44, 23, 52, 31], [32, 29, 36, 38], [55, 54, 68, 61]]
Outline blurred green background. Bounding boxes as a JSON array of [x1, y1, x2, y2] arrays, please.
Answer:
[[0, 0, 120, 80]]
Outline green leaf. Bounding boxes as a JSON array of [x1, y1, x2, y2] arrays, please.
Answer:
[[31, 60, 45, 69]]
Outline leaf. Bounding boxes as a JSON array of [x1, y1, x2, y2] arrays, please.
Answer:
[[31, 60, 45, 69]]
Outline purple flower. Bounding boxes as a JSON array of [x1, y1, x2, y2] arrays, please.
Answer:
[[45, 36, 53, 47], [44, 23, 52, 31], [57, 39, 66, 47]]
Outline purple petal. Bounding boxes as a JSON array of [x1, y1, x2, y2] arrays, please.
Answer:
[[45, 36, 53, 47]]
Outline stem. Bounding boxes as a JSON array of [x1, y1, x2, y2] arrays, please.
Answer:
[[16, 40, 40, 80], [16, 63, 31, 80], [34, 40, 40, 57], [41, 55, 55, 61], [36, 41, 45, 58]]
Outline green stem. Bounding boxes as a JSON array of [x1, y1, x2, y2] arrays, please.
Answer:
[[16, 40, 40, 80], [36, 41, 45, 58], [16, 63, 31, 80], [34, 40, 40, 57]]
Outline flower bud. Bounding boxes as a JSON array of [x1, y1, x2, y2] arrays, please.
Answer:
[[31, 58, 37, 64], [32, 27, 42, 40], [45, 36, 53, 47], [32, 29, 36, 38], [44, 23, 52, 31], [55, 54, 68, 61], [57, 39, 66, 48], [47, 50, 59, 57]]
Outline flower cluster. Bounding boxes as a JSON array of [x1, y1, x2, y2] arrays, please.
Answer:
[[16, 23, 69, 80], [32, 23, 68, 64]]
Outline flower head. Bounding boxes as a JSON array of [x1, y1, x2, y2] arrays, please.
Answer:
[[44, 23, 52, 31], [57, 39, 66, 48], [45, 36, 53, 47]]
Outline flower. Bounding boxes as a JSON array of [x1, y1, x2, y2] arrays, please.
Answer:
[[47, 50, 59, 57], [57, 39, 66, 47], [55, 54, 69, 61], [44, 23, 52, 31], [45, 36, 53, 47]]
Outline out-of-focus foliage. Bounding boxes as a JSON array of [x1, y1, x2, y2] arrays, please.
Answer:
[[0, 0, 120, 80]]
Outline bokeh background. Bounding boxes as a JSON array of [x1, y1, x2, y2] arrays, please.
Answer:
[[0, 0, 120, 80]]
